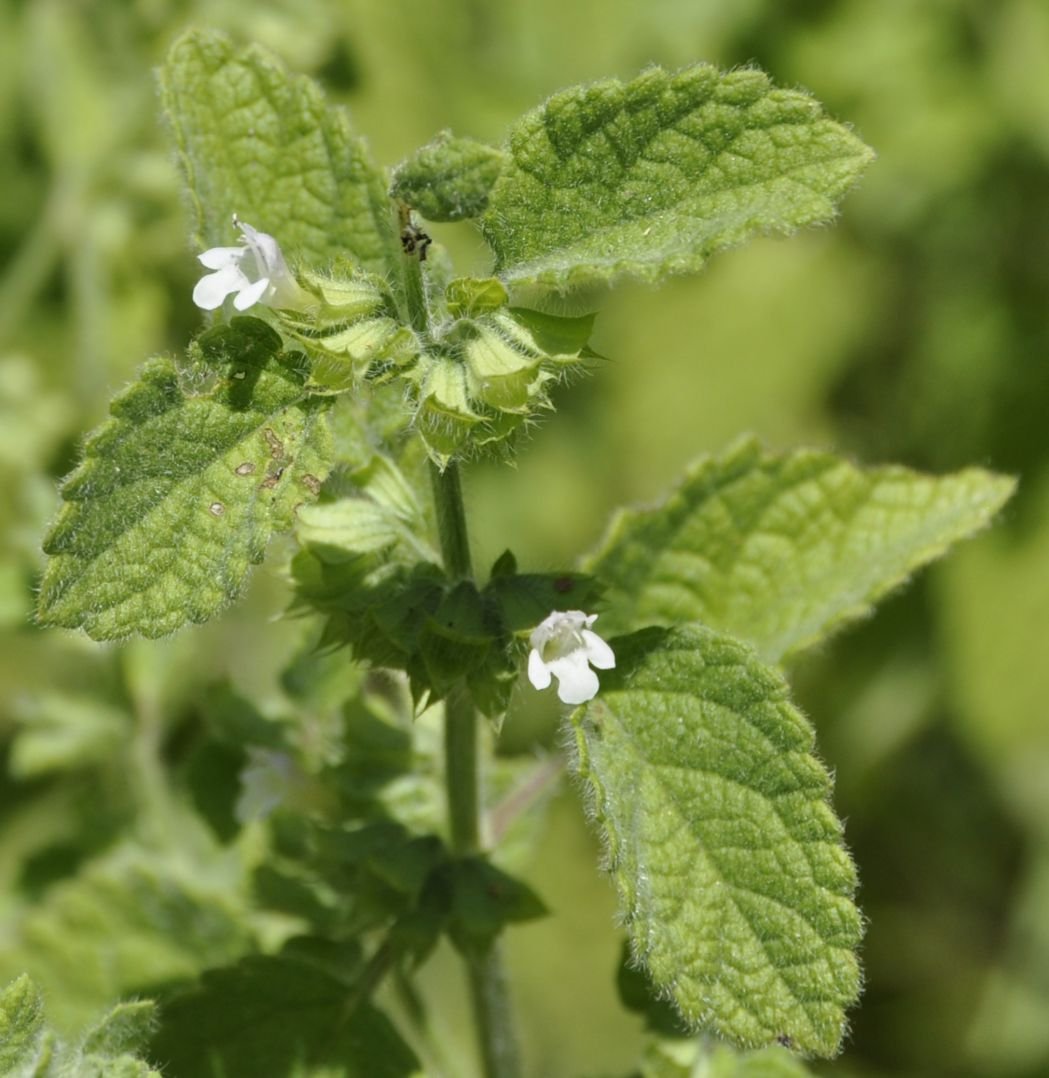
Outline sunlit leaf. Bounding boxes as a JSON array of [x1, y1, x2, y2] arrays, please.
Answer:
[[483, 65, 873, 294], [572, 625, 861, 1055], [161, 30, 397, 275], [39, 319, 331, 640], [587, 438, 1015, 663]]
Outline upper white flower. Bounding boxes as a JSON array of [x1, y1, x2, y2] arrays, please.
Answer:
[[527, 610, 615, 705], [192, 216, 303, 312]]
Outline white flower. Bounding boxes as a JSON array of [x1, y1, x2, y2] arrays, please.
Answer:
[[527, 610, 615, 705], [192, 216, 303, 312], [234, 747, 302, 824]]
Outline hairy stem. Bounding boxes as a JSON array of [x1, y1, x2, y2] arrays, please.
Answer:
[[408, 250, 521, 1078]]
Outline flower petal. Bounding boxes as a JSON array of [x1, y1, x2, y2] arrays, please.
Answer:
[[582, 629, 616, 670], [193, 265, 247, 310], [233, 277, 270, 311], [198, 245, 246, 270], [527, 648, 553, 690], [550, 654, 600, 704]]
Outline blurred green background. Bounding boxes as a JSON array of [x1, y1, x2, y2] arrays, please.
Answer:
[[2, 0, 1048, 1075]]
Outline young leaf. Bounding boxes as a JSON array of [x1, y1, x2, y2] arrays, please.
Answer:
[[38, 319, 331, 640], [161, 30, 397, 275], [482, 65, 873, 294], [0, 975, 45, 1075], [571, 625, 861, 1056], [0, 976, 161, 1078], [587, 438, 1015, 664], [148, 951, 419, 1077], [391, 130, 507, 222], [81, 1000, 157, 1058]]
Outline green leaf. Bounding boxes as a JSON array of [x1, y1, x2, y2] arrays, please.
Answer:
[[148, 951, 419, 1078], [638, 1040, 815, 1078], [482, 65, 873, 294], [38, 319, 332, 640], [81, 1000, 158, 1058], [571, 625, 861, 1056], [391, 130, 507, 222], [0, 976, 161, 1078], [160, 30, 396, 275], [444, 857, 547, 952], [8, 692, 130, 778], [587, 438, 1015, 664], [0, 975, 45, 1074], [0, 844, 253, 1032]]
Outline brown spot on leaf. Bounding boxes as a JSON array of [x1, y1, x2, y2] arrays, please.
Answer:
[[263, 428, 283, 459], [553, 576, 574, 593], [234, 461, 256, 476], [259, 467, 285, 490], [301, 473, 322, 495]]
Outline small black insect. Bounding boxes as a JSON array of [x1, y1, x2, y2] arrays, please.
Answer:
[[398, 202, 432, 261]]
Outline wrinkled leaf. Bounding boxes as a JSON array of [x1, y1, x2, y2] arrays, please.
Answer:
[[587, 438, 1015, 663], [392, 130, 507, 222], [483, 65, 873, 294], [39, 319, 331, 640], [161, 30, 397, 275], [572, 625, 861, 1055]]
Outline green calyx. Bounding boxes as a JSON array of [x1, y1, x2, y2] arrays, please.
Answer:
[[406, 279, 597, 464], [293, 533, 601, 716]]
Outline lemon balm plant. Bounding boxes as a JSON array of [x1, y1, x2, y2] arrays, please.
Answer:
[[16, 28, 1014, 1078]]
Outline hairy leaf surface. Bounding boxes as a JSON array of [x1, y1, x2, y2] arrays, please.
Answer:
[[161, 30, 397, 275], [0, 975, 45, 1075], [39, 319, 331, 640], [0, 976, 160, 1077], [391, 131, 507, 221], [483, 65, 873, 293], [572, 625, 861, 1055], [587, 438, 1015, 663]]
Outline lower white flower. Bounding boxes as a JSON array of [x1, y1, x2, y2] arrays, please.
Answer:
[[192, 216, 304, 312], [527, 610, 615, 705]]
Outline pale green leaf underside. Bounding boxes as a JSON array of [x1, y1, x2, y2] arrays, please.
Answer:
[[482, 65, 874, 292], [573, 625, 861, 1056], [161, 30, 396, 275], [39, 321, 331, 640], [587, 437, 1015, 664]]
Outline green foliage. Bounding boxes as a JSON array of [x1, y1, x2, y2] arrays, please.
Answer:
[[0, 844, 253, 1031], [572, 625, 861, 1055], [392, 130, 507, 222], [0, 975, 44, 1076], [38, 319, 332, 639], [587, 438, 1014, 663], [482, 65, 873, 294], [0, 975, 160, 1077], [5, 5, 1039, 1077], [637, 1040, 815, 1078], [148, 945, 419, 1077], [160, 29, 397, 276]]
